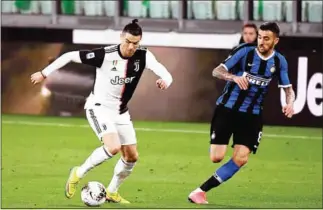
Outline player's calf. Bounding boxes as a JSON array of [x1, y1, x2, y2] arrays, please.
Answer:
[[76, 133, 120, 180], [107, 144, 138, 200], [189, 158, 242, 201]]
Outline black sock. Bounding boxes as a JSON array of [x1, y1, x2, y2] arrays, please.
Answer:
[[200, 176, 221, 192]]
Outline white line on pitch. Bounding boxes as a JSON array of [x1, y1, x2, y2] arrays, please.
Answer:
[[2, 120, 321, 140]]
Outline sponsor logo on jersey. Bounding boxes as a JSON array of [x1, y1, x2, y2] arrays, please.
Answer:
[[111, 76, 135, 85], [243, 72, 271, 86]]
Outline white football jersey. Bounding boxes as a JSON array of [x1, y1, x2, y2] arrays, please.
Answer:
[[79, 44, 172, 114]]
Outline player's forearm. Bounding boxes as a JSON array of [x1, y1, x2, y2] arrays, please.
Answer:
[[212, 64, 235, 82], [284, 86, 295, 105], [41, 51, 81, 77]]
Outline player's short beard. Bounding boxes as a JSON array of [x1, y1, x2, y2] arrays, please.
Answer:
[[258, 42, 275, 56]]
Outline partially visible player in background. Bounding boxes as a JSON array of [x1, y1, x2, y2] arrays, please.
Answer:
[[31, 19, 173, 204], [231, 23, 258, 73], [188, 22, 295, 204], [238, 23, 258, 45]]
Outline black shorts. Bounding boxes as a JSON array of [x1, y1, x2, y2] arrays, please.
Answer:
[[210, 105, 263, 154]]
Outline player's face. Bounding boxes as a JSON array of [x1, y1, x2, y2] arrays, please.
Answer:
[[257, 29, 279, 54], [242, 27, 257, 43], [120, 33, 141, 57]]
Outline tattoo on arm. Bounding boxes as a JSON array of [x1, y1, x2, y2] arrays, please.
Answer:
[[212, 65, 236, 82], [284, 86, 295, 105]]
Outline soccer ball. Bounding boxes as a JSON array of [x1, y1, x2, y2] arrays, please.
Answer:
[[81, 181, 107, 207]]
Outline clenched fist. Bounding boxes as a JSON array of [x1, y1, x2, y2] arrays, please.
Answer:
[[156, 79, 168, 90], [30, 71, 46, 85]]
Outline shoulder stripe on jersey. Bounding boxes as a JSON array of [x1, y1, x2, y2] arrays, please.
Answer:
[[138, 46, 147, 51], [105, 46, 118, 54], [229, 43, 256, 56], [231, 49, 255, 111]]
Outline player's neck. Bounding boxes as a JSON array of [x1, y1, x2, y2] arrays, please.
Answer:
[[118, 44, 131, 59], [256, 48, 275, 60]]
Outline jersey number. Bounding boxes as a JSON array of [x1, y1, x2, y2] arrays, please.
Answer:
[[254, 131, 262, 148]]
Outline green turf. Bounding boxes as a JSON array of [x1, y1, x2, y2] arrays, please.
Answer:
[[1, 114, 322, 208]]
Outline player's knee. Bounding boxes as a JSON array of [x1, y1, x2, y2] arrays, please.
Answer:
[[123, 152, 139, 163], [232, 154, 249, 167], [104, 144, 121, 156], [210, 154, 225, 163]]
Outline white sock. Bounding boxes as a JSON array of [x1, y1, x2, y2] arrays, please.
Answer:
[[193, 188, 204, 193], [107, 158, 136, 193], [76, 146, 113, 178]]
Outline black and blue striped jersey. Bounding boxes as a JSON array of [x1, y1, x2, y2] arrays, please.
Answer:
[[216, 43, 291, 115]]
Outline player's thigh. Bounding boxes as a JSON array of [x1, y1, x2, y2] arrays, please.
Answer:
[[85, 107, 120, 152], [233, 113, 263, 154], [116, 111, 137, 145], [116, 111, 138, 162], [210, 144, 228, 163], [210, 105, 233, 145]]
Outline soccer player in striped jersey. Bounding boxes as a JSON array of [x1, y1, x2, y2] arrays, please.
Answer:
[[188, 22, 295, 204], [31, 19, 173, 204]]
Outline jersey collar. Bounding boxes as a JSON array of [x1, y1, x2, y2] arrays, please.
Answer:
[[255, 48, 276, 61]]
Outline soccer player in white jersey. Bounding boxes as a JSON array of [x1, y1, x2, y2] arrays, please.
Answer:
[[30, 19, 173, 204]]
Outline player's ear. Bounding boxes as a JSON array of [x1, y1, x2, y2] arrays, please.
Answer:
[[274, 37, 279, 45]]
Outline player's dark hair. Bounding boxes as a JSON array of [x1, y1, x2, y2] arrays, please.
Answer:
[[239, 22, 258, 44], [242, 23, 258, 32], [122, 19, 142, 36], [259, 22, 280, 37]]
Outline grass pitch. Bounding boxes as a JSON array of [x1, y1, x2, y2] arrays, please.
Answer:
[[1, 114, 322, 208]]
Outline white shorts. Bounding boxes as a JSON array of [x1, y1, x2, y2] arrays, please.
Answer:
[[85, 106, 137, 145]]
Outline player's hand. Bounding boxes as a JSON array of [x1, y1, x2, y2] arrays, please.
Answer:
[[233, 76, 249, 90], [282, 104, 294, 118], [156, 79, 168, 90], [30, 71, 46, 85]]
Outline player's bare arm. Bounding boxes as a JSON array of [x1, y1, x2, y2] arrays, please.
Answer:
[[212, 65, 249, 90], [282, 86, 295, 118], [30, 51, 81, 85]]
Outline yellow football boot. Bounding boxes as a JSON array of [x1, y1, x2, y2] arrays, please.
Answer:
[[106, 191, 130, 204], [65, 167, 81, 199]]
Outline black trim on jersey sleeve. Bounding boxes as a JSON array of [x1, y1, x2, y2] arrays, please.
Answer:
[[221, 43, 256, 71], [79, 48, 105, 68]]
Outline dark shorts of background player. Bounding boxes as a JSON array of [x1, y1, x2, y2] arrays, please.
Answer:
[[210, 105, 263, 154]]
